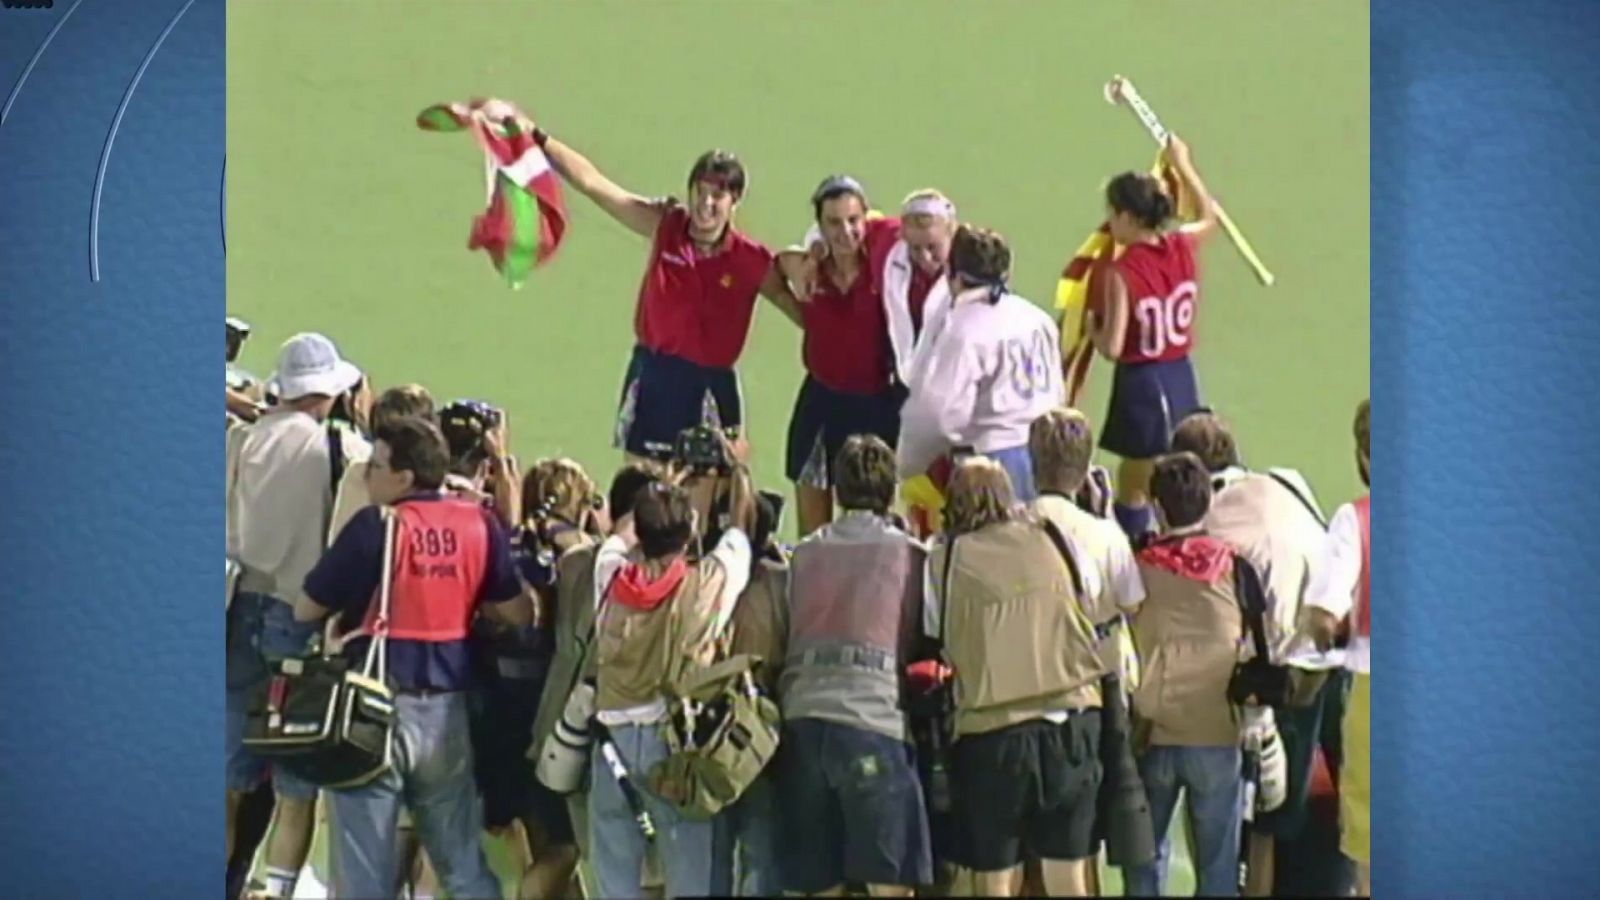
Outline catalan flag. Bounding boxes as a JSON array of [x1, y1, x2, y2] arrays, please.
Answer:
[[1055, 153, 1197, 405], [418, 99, 569, 290]]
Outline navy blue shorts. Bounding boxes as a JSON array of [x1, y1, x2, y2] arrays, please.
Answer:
[[614, 345, 743, 462], [776, 718, 934, 893], [785, 376, 903, 488], [1099, 357, 1202, 460]]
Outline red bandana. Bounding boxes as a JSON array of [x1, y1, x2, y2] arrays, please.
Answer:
[[1138, 535, 1234, 584], [608, 558, 689, 611]]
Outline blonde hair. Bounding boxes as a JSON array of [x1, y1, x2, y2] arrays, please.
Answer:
[[944, 458, 1018, 536], [1029, 407, 1095, 493], [900, 188, 956, 229], [521, 457, 596, 524]]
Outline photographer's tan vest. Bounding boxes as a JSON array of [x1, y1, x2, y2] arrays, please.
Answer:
[[595, 559, 726, 713], [728, 558, 790, 696], [1131, 557, 1244, 748], [531, 541, 600, 754], [933, 520, 1107, 737]]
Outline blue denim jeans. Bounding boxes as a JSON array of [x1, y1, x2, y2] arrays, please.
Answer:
[[588, 721, 715, 899], [328, 691, 501, 899], [980, 444, 1038, 503], [1125, 745, 1244, 898], [225, 592, 320, 799], [710, 771, 782, 897]]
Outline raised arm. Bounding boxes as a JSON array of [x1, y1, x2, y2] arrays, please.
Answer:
[[540, 133, 668, 239], [1165, 135, 1220, 244]]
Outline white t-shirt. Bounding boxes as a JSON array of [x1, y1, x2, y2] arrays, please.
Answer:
[[226, 410, 342, 599], [897, 291, 1065, 478], [1308, 502, 1369, 675]]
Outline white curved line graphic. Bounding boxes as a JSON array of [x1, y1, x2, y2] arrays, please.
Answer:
[[89, 0, 197, 283], [0, 0, 88, 129]]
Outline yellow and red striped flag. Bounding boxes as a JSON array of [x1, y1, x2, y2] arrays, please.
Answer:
[[1056, 154, 1197, 406]]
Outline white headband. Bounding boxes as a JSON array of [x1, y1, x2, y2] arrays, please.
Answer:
[[902, 196, 956, 220]]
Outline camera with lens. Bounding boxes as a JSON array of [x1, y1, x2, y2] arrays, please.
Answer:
[[439, 399, 504, 468], [672, 424, 738, 474]]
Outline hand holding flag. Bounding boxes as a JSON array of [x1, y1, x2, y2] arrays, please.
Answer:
[[417, 98, 570, 291]]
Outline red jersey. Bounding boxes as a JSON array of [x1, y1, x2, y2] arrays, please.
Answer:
[[802, 217, 901, 395], [1114, 232, 1200, 364], [1354, 494, 1371, 638], [906, 263, 938, 337], [362, 498, 491, 642], [634, 205, 775, 370]]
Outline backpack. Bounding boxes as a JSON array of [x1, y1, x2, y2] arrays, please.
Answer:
[[647, 652, 781, 820]]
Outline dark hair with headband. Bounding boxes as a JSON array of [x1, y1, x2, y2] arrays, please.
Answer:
[[948, 225, 1012, 302], [1107, 171, 1174, 230], [810, 174, 869, 220], [687, 149, 748, 199]]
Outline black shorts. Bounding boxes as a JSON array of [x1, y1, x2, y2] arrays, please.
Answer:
[[1099, 357, 1202, 460], [467, 642, 574, 845], [614, 345, 743, 461], [785, 375, 903, 488], [951, 714, 1103, 872], [777, 718, 933, 893]]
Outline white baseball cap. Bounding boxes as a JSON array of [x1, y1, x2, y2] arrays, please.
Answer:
[[267, 332, 362, 401]]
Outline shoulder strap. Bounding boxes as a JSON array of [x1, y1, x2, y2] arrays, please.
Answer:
[[1231, 553, 1273, 663], [937, 534, 959, 645], [360, 506, 398, 683], [1040, 519, 1087, 598], [1267, 470, 1328, 530]]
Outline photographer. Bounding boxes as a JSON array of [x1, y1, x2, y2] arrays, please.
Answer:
[[923, 459, 1107, 898], [293, 415, 529, 899], [477, 458, 602, 900], [587, 433, 757, 899], [529, 460, 665, 889], [328, 384, 435, 540], [438, 399, 522, 527], [1170, 410, 1347, 896], [711, 490, 789, 897], [776, 434, 931, 898], [225, 333, 365, 900], [226, 316, 266, 426], [1125, 453, 1250, 898]]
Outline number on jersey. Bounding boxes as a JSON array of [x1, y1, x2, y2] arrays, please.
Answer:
[[1133, 281, 1198, 359], [1006, 330, 1057, 401]]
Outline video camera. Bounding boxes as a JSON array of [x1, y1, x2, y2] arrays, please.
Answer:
[[672, 424, 739, 475]]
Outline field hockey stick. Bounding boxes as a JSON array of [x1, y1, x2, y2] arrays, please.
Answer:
[[1104, 76, 1277, 287]]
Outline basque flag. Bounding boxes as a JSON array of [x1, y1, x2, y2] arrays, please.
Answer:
[[418, 99, 569, 290]]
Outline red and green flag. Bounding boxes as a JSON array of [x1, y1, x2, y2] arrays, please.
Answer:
[[417, 99, 569, 290]]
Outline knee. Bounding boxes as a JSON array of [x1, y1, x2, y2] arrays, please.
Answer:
[[1115, 459, 1154, 504]]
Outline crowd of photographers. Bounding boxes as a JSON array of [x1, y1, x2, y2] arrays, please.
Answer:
[[224, 319, 1371, 899]]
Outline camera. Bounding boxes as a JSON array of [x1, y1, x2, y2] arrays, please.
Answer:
[[439, 399, 504, 466], [672, 425, 738, 474], [225, 316, 252, 365]]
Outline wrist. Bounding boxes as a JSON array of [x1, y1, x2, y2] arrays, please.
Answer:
[[531, 126, 550, 149]]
